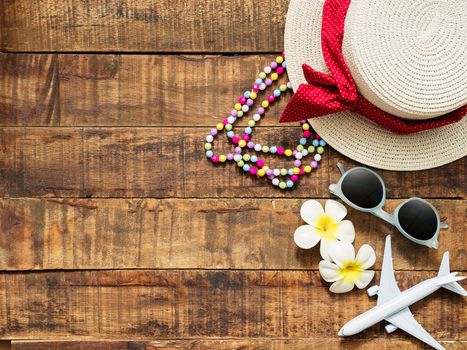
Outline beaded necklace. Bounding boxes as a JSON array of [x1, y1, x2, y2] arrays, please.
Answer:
[[204, 54, 326, 190]]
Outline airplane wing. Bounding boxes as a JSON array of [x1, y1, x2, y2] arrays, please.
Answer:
[[377, 235, 401, 305], [386, 307, 445, 350]]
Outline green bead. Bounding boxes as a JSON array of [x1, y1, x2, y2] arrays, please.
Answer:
[[317, 146, 324, 154], [262, 146, 269, 153], [248, 120, 255, 127], [259, 72, 267, 79], [279, 182, 287, 189], [280, 84, 287, 92], [237, 160, 244, 167], [225, 124, 232, 131], [296, 145, 304, 152], [243, 154, 250, 161], [205, 143, 212, 150], [237, 111, 244, 118], [308, 146, 315, 153], [280, 168, 288, 176]]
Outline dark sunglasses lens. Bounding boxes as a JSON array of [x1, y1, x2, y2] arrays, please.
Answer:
[[397, 199, 438, 240], [341, 168, 384, 208]]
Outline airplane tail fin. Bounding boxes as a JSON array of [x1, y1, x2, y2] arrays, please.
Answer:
[[437, 252, 467, 296]]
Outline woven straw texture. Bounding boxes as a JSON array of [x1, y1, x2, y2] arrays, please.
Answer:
[[285, 0, 467, 170]]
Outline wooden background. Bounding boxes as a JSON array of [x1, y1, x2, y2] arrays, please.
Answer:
[[0, 0, 465, 349]]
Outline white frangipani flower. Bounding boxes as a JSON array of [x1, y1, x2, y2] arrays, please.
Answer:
[[294, 199, 355, 260], [319, 241, 376, 293]]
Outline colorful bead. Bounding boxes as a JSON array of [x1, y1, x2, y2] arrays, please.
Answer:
[[203, 57, 325, 190]]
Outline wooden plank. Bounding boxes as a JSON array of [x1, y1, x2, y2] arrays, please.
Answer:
[[0, 270, 465, 340], [0, 54, 60, 126], [0, 1, 286, 52], [0, 198, 464, 271], [0, 127, 465, 198], [10, 339, 467, 350], [0, 53, 287, 127]]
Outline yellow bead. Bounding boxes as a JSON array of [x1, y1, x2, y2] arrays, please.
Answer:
[[271, 73, 278, 81], [293, 167, 300, 175], [234, 103, 242, 111], [250, 92, 257, 99], [302, 123, 310, 131], [238, 140, 247, 148], [304, 165, 312, 173], [216, 123, 224, 131], [262, 166, 269, 171], [257, 169, 265, 177], [284, 149, 293, 157], [219, 155, 227, 162], [261, 100, 269, 108], [276, 56, 284, 64], [279, 182, 287, 189]]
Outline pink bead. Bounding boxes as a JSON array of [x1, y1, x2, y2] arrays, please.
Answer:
[[247, 141, 255, 148], [223, 119, 228, 125], [257, 159, 265, 168], [242, 134, 250, 141], [277, 66, 284, 75], [291, 174, 298, 182], [252, 84, 260, 92], [239, 96, 247, 104], [232, 136, 240, 144], [249, 167, 258, 176], [211, 155, 219, 163], [316, 134, 321, 140], [299, 169, 305, 175], [303, 130, 311, 138], [277, 148, 285, 155], [267, 95, 275, 102]]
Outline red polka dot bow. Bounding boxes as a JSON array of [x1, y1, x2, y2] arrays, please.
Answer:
[[279, 0, 466, 134]]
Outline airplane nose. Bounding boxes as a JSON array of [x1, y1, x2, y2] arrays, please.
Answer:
[[338, 328, 345, 336]]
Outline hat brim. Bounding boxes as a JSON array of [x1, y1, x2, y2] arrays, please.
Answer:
[[285, 0, 467, 171]]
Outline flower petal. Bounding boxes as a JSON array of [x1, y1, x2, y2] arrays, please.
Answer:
[[325, 200, 347, 222], [330, 279, 355, 293], [329, 241, 355, 267], [294, 225, 321, 249], [320, 238, 337, 261], [355, 270, 375, 289], [300, 200, 324, 226], [319, 260, 342, 282], [335, 220, 355, 243], [355, 244, 376, 269]]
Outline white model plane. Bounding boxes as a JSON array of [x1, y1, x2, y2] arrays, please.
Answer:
[[338, 235, 466, 350]]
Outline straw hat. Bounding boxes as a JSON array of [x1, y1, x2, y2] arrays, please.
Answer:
[[284, 0, 467, 170]]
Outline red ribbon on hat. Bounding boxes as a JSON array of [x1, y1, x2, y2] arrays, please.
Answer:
[[279, 0, 466, 134]]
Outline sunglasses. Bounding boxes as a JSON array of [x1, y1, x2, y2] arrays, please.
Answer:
[[329, 163, 447, 248]]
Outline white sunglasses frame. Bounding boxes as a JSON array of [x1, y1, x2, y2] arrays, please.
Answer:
[[328, 163, 447, 249]]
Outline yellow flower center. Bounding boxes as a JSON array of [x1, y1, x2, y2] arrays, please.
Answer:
[[339, 261, 364, 282], [315, 214, 338, 239]]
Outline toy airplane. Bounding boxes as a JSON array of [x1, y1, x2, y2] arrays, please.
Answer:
[[338, 235, 466, 350]]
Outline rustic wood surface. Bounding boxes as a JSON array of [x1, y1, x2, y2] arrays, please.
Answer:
[[0, 1, 465, 349]]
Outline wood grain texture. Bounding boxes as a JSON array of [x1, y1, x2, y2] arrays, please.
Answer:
[[1, 127, 465, 198], [0, 53, 287, 127], [10, 339, 467, 350], [0, 1, 286, 52], [0, 270, 465, 340], [0, 54, 59, 126], [0, 198, 465, 271]]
